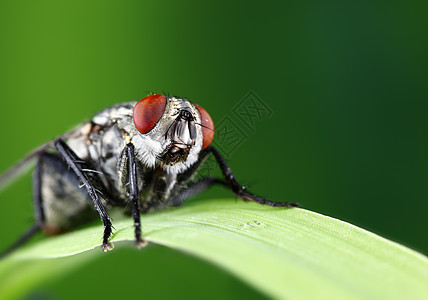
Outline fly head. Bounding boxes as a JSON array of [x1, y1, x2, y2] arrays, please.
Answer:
[[131, 94, 214, 173]]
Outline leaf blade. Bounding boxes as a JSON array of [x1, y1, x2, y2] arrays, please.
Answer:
[[1, 199, 427, 299]]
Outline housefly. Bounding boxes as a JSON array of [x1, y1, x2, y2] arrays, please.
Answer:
[[0, 94, 298, 257]]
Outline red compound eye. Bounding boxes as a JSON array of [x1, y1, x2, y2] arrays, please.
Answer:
[[133, 94, 167, 134], [194, 104, 214, 149]]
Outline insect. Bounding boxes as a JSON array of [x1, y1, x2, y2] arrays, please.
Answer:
[[0, 94, 299, 257]]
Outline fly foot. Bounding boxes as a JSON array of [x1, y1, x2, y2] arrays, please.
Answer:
[[239, 190, 300, 208], [136, 238, 148, 249], [102, 242, 114, 252]]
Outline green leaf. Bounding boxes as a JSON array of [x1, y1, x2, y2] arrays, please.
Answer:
[[0, 199, 427, 299]]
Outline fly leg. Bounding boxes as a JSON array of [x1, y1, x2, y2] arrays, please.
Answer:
[[0, 153, 50, 258], [118, 143, 145, 247], [0, 151, 45, 258], [55, 139, 114, 252], [0, 154, 44, 258], [1, 150, 98, 258], [208, 146, 299, 208], [0, 225, 41, 259], [168, 177, 226, 206], [171, 146, 298, 207], [168, 147, 224, 206]]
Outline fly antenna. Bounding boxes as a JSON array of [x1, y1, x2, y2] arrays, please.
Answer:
[[195, 122, 214, 131]]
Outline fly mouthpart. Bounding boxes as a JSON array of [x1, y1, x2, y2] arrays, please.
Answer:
[[170, 146, 181, 153], [173, 143, 188, 150], [157, 142, 190, 166]]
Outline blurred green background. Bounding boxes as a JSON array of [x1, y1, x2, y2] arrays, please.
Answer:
[[0, 0, 427, 299]]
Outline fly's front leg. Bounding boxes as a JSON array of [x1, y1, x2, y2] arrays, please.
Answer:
[[119, 143, 146, 248], [208, 146, 299, 208], [55, 139, 114, 252]]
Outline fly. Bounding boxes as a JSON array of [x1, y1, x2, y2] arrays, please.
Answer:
[[0, 94, 299, 257]]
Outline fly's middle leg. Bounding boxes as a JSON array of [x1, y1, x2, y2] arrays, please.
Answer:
[[168, 177, 226, 206], [35, 152, 99, 234], [0, 151, 100, 258], [55, 139, 114, 251]]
